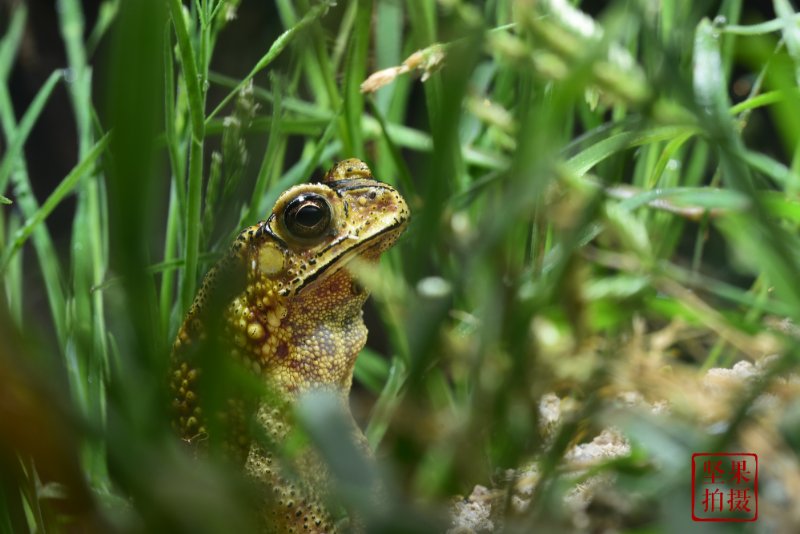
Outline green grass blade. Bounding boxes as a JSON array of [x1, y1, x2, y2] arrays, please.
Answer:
[[722, 13, 800, 35], [341, 0, 371, 156], [242, 79, 283, 226], [565, 126, 697, 177], [775, 0, 800, 85], [0, 82, 68, 344], [181, 138, 204, 312], [0, 134, 110, 272], [205, 1, 333, 124], [365, 357, 407, 449], [0, 71, 62, 192], [168, 0, 205, 140], [0, 4, 27, 82]]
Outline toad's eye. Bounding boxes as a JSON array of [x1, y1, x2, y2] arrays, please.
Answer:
[[283, 194, 332, 240]]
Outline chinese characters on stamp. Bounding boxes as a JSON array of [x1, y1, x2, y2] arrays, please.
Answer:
[[692, 453, 758, 522]]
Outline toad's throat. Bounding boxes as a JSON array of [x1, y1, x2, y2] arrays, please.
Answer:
[[296, 217, 406, 295]]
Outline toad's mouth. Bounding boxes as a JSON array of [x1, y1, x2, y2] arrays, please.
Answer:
[[295, 219, 407, 295]]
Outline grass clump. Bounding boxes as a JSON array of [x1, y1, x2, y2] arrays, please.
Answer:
[[1, 0, 800, 532]]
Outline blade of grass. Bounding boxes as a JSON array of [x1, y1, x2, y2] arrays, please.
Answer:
[[181, 137, 204, 312], [0, 80, 68, 344], [743, 149, 797, 185], [160, 182, 181, 335], [0, 4, 27, 82], [296, 0, 350, 153], [169, 0, 209, 317], [729, 88, 800, 114], [0, 71, 62, 192], [205, 1, 333, 125], [365, 97, 414, 193], [58, 0, 92, 153], [353, 347, 390, 395], [86, 0, 120, 55], [242, 78, 284, 226], [775, 0, 800, 85], [4, 213, 22, 324], [0, 134, 110, 272], [722, 13, 800, 35], [168, 0, 205, 141], [58, 0, 113, 492], [341, 0, 371, 156], [565, 126, 698, 177], [365, 357, 407, 449]]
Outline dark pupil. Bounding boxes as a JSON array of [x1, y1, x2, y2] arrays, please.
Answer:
[[284, 195, 331, 240], [296, 204, 323, 227]]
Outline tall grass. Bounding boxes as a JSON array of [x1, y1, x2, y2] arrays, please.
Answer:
[[1, 0, 800, 531]]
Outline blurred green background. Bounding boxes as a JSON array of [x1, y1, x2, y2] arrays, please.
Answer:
[[2, 0, 800, 532]]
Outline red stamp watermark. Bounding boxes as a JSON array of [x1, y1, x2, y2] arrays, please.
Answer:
[[691, 453, 758, 522]]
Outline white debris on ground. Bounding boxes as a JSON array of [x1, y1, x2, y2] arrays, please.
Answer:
[[703, 360, 759, 394], [538, 392, 562, 429], [615, 390, 670, 415], [449, 358, 800, 533], [704, 355, 800, 392], [447, 485, 496, 534], [448, 396, 633, 533], [565, 428, 630, 467], [702, 357, 800, 422]]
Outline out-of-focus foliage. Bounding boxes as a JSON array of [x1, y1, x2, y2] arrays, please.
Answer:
[[1, 0, 800, 531]]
